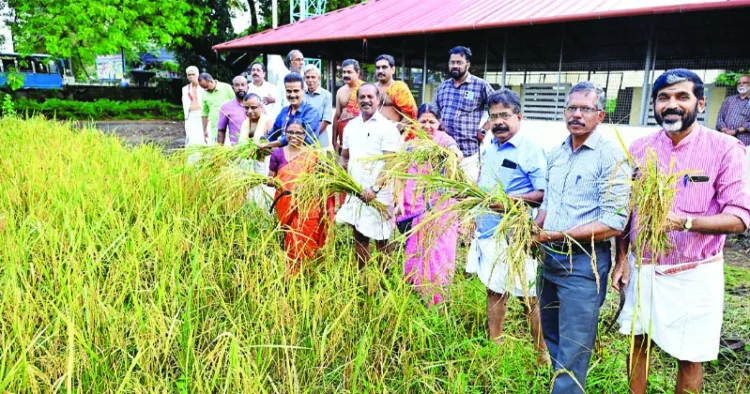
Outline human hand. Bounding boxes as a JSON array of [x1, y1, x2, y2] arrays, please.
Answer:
[[611, 262, 630, 291], [361, 187, 376, 203], [489, 203, 505, 213], [665, 211, 686, 232]]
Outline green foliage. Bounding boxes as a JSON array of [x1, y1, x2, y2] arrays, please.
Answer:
[[715, 69, 750, 87], [10, 98, 181, 120], [7, 0, 210, 64], [605, 98, 617, 114], [4, 68, 26, 91], [1, 94, 16, 117]]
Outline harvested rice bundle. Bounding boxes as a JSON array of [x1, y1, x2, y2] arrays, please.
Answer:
[[407, 174, 540, 300], [209, 165, 280, 204], [614, 130, 689, 265], [293, 148, 390, 219], [372, 127, 468, 185], [181, 141, 269, 173]]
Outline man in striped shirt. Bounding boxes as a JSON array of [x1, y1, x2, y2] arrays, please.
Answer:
[[533, 81, 632, 394], [613, 69, 750, 394]]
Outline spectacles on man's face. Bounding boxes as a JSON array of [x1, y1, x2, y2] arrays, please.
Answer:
[[292, 57, 304, 63], [488, 112, 515, 121], [564, 105, 599, 115]]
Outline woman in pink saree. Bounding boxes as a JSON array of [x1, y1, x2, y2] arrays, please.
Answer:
[[395, 103, 464, 305]]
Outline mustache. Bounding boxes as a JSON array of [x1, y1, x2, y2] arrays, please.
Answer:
[[343, 76, 351, 81], [377, 73, 385, 77], [567, 120, 585, 126], [660, 108, 685, 117], [492, 125, 509, 133]]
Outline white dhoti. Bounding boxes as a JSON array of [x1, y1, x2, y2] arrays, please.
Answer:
[[465, 235, 538, 297], [618, 254, 724, 362], [460, 152, 481, 183], [335, 189, 393, 241], [244, 157, 274, 211], [185, 110, 207, 147]]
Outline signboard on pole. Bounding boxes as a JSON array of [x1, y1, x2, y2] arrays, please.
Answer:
[[95, 54, 124, 80]]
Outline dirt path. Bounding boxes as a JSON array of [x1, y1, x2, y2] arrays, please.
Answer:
[[93, 120, 186, 150]]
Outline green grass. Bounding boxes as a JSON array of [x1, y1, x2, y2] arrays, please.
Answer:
[[0, 117, 748, 393]]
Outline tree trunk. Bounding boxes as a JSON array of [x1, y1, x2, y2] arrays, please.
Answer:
[[248, 0, 259, 29]]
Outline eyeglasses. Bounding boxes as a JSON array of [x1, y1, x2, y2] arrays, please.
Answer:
[[286, 130, 306, 136], [488, 112, 515, 121], [564, 105, 599, 115], [292, 57, 304, 62]]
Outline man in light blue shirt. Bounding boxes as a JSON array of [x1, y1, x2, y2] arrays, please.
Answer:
[[534, 81, 631, 394], [303, 64, 333, 147], [464, 89, 548, 363]]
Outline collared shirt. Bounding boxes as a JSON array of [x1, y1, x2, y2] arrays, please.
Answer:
[[629, 126, 750, 265], [541, 131, 631, 232], [201, 82, 235, 138], [342, 111, 400, 189], [305, 87, 333, 124], [269, 101, 321, 146], [436, 73, 495, 157], [277, 70, 306, 108], [217, 98, 247, 145], [715, 94, 750, 146], [476, 132, 547, 238], [247, 80, 280, 120]]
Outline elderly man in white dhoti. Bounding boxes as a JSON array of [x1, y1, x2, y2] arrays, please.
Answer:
[[238, 92, 274, 210], [613, 69, 750, 394], [182, 66, 207, 162], [336, 83, 400, 268]]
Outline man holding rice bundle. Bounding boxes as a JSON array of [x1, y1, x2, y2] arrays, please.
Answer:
[[613, 69, 750, 394], [533, 81, 632, 394], [464, 89, 548, 363], [336, 83, 401, 268]]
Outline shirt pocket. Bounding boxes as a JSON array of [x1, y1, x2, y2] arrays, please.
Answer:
[[458, 91, 483, 112], [675, 180, 714, 214]]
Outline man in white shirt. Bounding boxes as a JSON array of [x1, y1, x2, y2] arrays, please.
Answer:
[[336, 83, 400, 268], [246, 61, 279, 120], [181, 66, 206, 147], [277, 49, 305, 107]]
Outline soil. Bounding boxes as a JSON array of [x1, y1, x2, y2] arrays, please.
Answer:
[[92, 120, 186, 151]]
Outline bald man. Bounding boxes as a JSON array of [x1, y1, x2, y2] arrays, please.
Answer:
[[200, 73, 235, 144], [217, 76, 249, 146]]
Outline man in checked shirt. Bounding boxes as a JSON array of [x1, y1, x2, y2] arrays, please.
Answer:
[[717, 74, 750, 172], [613, 69, 750, 394], [435, 46, 494, 182]]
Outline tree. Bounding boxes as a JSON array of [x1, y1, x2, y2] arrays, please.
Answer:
[[6, 0, 210, 64]]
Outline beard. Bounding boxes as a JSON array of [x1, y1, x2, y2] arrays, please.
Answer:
[[235, 90, 246, 99], [450, 67, 467, 80], [739, 86, 749, 95], [655, 104, 699, 133]]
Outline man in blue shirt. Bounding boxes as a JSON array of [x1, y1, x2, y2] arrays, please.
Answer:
[[464, 89, 548, 364], [534, 81, 631, 394], [259, 72, 321, 149]]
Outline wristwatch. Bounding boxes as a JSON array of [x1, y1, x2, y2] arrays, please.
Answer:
[[371, 185, 381, 193], [682, 216, 693, 232]]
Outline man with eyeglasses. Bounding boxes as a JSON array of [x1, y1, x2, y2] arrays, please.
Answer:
[[464, 89, 549, 366], [717, 74, 750, 172], [239, 93, 276, 209], [436, 46, 494, 182], [304, 64, 333, 148], [533, 81, 631, 394], [278, 49, 306, 108]]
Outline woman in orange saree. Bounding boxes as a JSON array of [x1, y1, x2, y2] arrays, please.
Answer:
[[268, 120, 332, 273]]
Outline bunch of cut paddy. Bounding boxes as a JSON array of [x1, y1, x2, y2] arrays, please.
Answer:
[[180, 140, 268, 174], [210, 165, 281, 205], [614, 129, 688, 266], [406, 174, 540, 301], [292, 148, 390, 219], [369, 127, 468, 185]]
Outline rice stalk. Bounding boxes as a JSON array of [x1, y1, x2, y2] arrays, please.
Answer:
[[292, 148, 390, 219]]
